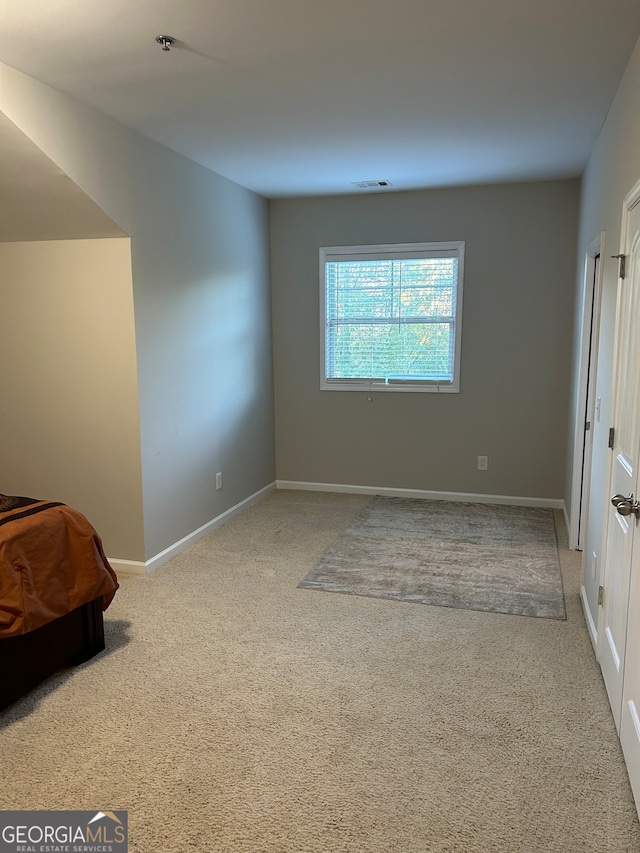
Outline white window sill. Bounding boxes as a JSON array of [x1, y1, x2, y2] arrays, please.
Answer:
[[321, 381, 459, 393]]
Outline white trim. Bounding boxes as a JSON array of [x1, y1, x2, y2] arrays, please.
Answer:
[[107, 558, 147, 577], [580, 584, 599, 655], [321, 242, 464, 256], [276, 480, 565, 509], [623, 175, 640, 214], [108, 482, 276, 576], [569, 232, 605, 550], [320, 381, 459, 393]]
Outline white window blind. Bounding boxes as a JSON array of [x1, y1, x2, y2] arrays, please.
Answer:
[[320, 242, 464, 393]]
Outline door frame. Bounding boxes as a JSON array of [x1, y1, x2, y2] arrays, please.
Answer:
[[569, 231, 605, 550]]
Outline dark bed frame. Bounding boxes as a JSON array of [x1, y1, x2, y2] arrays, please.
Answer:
[[0, 598, 105, 712]]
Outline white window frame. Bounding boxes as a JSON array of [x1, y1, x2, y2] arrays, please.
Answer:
[[320, 241, 464, 393]]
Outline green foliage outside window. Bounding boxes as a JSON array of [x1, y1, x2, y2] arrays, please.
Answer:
[[326, 257, 457, 381]]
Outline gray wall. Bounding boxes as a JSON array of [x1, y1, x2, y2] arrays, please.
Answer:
[[127, 143, 275, 558], [0, 62, 275, 562], [271, 181, 579, 499]]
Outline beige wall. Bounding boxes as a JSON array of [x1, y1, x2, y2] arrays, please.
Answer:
[[0, 62, 275, 562], [270, 180, 579, 499], [567, 33, 640, 627], [0, 238, 144, 559]]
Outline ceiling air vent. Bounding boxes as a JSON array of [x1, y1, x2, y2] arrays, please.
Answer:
[[352, 180, 392, 189]]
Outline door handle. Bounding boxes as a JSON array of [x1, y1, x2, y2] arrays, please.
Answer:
[[611, 493, 627, 506], [614, 493, 640, 517]]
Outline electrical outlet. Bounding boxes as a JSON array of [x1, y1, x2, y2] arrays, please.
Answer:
[[477, 456, 488, 471], [215, 472, 222, 490]]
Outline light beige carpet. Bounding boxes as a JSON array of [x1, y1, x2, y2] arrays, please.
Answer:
[[1, 490, 638, 853], [299, 497, 566, 619]]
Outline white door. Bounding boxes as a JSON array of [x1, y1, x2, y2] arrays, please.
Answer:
[[600, 185, 640, 813], [600, 191, 640, 730], [619, 196, 640, 811], [621, 530, 640, 810]]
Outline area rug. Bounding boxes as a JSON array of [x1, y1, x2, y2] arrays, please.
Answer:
[[298, 497, 565, 619]]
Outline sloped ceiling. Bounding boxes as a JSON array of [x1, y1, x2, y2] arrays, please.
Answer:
[[1, 1, 640, 197], [0, 111, 126, 241]]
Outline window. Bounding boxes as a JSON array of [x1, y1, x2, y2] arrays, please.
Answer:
[[320, 241, 464, 392]]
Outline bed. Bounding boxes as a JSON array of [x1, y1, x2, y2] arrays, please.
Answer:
[[0, 494, 118, 711]]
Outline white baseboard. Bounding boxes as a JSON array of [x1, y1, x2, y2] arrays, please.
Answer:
[[108, 558, 147, 577], [563, 504, 571, 542], [276, 480, 565, 510], [108, 481, 276, 576], [580, 584, 599, 656], [109, 479, 564, 576]]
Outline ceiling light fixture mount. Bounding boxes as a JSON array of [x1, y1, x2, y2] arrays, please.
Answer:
[[155, 35, 176, 51]]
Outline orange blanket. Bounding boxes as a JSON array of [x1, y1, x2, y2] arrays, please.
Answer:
[[0, 495, 118, 638]]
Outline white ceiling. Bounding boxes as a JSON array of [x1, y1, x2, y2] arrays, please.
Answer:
[[1, 0, 640, 199]]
